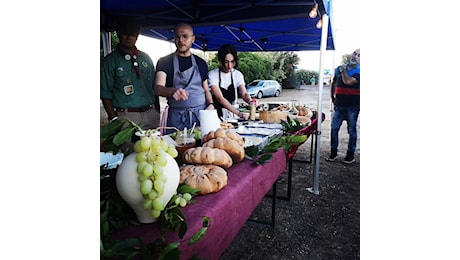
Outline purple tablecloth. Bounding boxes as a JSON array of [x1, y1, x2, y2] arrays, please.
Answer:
[[111, 149, 287, 259]]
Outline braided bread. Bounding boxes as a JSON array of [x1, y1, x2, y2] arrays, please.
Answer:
[[202, 137, 245, 163], [179, 165, 228, 195], [182, 146, 233, 169], [202, 128, 244, 147]]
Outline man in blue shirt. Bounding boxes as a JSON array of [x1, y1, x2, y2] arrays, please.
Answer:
[[326, 49, 360, 164]]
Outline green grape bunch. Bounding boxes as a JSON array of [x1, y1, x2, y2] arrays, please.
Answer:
[[132, 132, 179, 219]]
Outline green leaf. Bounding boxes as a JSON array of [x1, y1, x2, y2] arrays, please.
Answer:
[[124, 250, 142, 259], [280, 120, 289, 129], [100, 119, 126, 139], [171, 206, 185, 220], [186, 217, 209, 245], [177, 184, 200, 195], [178, 221, 187, 239], [113, 127, 136, 146], [255, 153, 273, 164], [162, 206, 186, 233], [201, 216, 210, 227], [261, 144, 280, 154], [109, 238, 140, 252], [244, 145, 260, 159], [117, 248, 141, 258], [294, 118, 302, 126], [261, 138, 283, 153], [288, 134, 308, 144], [188, 227, 207, 245], [171, 211, 185, 224], [102, 220, 109, 237], [100, 137, 120, 154], [158, 242, 180, 260]]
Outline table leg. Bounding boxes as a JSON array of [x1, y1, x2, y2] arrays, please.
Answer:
[[273, 135, 316, 201], [246, 181, 277, 229], [292, 132, 315, 164]]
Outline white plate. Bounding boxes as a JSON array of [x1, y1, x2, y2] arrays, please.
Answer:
[[242, 135, 267, 148], [100, 152, 124, 170], [235, 126, 280, 136]]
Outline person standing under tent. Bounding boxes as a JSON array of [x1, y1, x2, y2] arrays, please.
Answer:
[[100, 16, 160, 131], [208, 44, 251, 120], [154, 23, 214, 134], [325, 48, 360, 164]]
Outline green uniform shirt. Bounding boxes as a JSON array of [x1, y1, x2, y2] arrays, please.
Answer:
[[100, 46, 156, 108]]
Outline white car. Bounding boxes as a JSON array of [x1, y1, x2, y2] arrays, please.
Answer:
[[246, 80, 282, 99]]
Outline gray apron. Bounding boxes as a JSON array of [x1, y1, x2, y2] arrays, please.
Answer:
[[166, 54, 206, 133]]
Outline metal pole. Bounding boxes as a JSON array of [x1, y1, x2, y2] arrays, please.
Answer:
[[307, 13, 329, 195], [329, 47, 336, 144]]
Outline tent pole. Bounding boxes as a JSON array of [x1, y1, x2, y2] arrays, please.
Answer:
[[307, 13, 329, 195], [329, 47, 336, 144]]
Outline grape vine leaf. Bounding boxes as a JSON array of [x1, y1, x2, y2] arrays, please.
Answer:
[[100, 119, 125, 140], [113, 127, 136, 146], [158, 242, 180, 260], [188, 217, 210, 245]]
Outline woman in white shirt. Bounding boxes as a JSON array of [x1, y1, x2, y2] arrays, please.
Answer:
[[208, 44, 252, 120]]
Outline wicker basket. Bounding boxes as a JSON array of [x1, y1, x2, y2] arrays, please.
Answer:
[[259, 110, 287, 123]]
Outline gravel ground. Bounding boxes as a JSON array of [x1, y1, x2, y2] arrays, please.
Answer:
[[220, 112, 360, 259], [219, 86, 360, 260]]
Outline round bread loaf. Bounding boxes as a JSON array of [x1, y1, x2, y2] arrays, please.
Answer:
[[179, 165, 228, 195], [182, 146, 233, 168], [202, 128, 244, 146], [202, 137, 245, 162]]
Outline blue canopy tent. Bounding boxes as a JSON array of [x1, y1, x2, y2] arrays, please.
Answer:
[[100, 0, 334, 52], [100, 0, 335, 194]]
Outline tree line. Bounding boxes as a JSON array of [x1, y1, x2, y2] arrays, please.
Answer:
[[100, 32, 350, 88]]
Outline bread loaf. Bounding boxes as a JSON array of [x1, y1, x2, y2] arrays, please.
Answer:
[[296, 106, 313, 118], [220, 122, 234, 129], [202, 137, 245, 162], [202, 128, 244, 146], [182, 146, 233, 168], [179, 165, 228, 195]]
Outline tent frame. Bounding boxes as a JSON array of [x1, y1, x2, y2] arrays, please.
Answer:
[[100, 0, 336, 195]]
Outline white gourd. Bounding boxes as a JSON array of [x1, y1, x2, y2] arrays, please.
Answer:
[[116, 152, 180, 223]]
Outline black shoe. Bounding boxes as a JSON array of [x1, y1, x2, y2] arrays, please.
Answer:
[[325, 151, 338, 162], [342, 152, 355, 164]]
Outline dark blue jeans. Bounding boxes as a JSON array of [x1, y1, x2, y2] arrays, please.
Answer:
[[330, 105, 360, 154]]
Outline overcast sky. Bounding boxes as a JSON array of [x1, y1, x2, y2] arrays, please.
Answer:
[[297, 0, 360, 70]]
